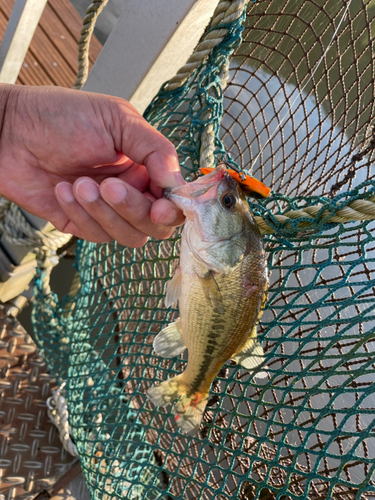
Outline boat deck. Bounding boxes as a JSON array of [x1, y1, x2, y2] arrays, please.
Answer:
[[0, 0, 102, 88]]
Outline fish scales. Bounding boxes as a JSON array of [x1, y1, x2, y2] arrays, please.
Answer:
[[147, 167, 268, 436]]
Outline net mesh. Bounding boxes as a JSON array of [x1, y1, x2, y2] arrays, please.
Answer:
[[31, 0, 375, 498]]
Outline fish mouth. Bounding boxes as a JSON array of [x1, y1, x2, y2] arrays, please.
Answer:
[[163, 187, 173, 199], [164, 168, 227, 199], [163, 172, 226, 215]]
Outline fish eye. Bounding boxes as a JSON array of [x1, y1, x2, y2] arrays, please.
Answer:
[[221, 193, 236, 210]]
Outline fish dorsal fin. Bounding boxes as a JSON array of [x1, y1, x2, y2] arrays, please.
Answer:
[[165, 267, 182, 308], [153, 319, 186, 358], [198, 270, 224, 315], [231, 331, 266, 375]]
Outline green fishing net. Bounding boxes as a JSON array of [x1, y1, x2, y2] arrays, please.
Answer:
[[32, 0, 375, 498]]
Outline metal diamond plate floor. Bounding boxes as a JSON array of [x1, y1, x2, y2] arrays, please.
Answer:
[[0, 307, 78, 500]]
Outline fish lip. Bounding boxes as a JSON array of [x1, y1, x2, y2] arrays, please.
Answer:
[[163, 188, 193, 213], [162, 166, 228, 213]]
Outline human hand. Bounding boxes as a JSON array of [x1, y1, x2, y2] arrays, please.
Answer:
[[0, 84, 185, 247]]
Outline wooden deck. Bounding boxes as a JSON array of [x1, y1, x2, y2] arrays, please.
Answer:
[[0, 0, 102, 88]]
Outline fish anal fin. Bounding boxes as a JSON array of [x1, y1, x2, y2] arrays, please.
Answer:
[[165, 267, 182, 308], [198, 271, 224, 315], [153, 319, 186, 358], [231, 332, 265, 372]]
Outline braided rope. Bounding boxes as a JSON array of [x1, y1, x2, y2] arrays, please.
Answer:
[[0, 197, 10, 221], [199, 59, 230, 169], [73, 0, 109, 90], [164, 0, 250, 92], [49, 273, 82, 456], [47, 383, 78, 457], [0, 199, 71, 295], [254, 195, 375, 235], [0, 202, 71, 252]]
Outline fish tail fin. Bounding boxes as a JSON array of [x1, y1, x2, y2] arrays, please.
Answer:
[[147, 375, 186, 407], [174, 392, 209, 436], [147, 377, 208, 436]]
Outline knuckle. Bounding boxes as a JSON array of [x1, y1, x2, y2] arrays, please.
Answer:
[[134, 236, 149, 248], [162, 141, 177, 157], [53, 221, 65, 232]]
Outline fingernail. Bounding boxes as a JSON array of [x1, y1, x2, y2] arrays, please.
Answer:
[[101, 180, 127, 205], [76, 180, 99, 203], [56, 182, 74, 203], [157, 207, 179, 226], [173, 172, 186, 187]]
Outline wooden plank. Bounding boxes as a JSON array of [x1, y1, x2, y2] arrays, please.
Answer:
[[48, 0, 102, 63], [28, 26, 76, 87], [0, 4, 54, 86], [1, 0, 77, 87], [130, 0, 219, 112], [38, 3, 81, 75], [84, 0, 219, 114], [0, 0, 48, 84], [0, 7, 10, 36], [18, 50, 55, 86], [1, 0, 102, 88]]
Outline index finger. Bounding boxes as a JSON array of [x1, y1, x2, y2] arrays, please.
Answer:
[[106, 96, 186, 189]]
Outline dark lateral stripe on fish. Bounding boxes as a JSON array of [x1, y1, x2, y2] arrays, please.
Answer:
[[188, 312, 226, 395]]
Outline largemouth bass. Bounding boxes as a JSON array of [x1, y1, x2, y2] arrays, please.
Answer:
[[147, 167, 268, 435]]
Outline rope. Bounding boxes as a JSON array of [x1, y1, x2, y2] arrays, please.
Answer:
[[254, 195, 375, 235], [73, 0, 109, 90], [0, 202, 71, 252], [0, 199, 72, 295], [46, 383, 78, 457], [199, 59, 230, 169], [164, 0, 250, 92]]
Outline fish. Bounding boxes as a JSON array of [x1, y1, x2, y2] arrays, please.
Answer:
[[147, 167, 268, 436]]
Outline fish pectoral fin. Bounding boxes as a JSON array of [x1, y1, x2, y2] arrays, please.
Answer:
[[153, 319, 186, 358], [165, 267, 182, 308], [231, 335, 266, 372], [198, 270, 224, 315]]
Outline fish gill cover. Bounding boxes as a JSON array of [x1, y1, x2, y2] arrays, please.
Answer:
[[32, 1, 375, 499]]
